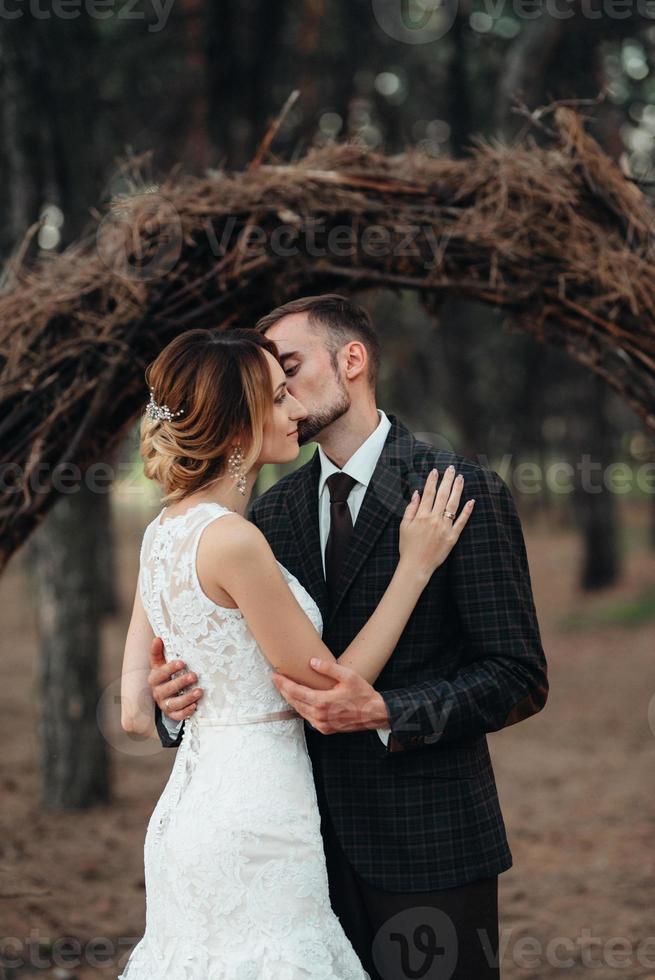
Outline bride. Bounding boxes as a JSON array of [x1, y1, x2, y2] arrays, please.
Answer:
[[118, 326, 473, 979]]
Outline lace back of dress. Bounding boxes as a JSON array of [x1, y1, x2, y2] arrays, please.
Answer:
[[139, 503, 312, 724]]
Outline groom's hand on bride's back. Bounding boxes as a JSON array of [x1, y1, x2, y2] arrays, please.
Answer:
[[148, 636, 204, 722]]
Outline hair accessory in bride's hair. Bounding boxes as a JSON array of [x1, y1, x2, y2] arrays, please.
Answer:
[[146, 387, 185, 422], [227, 443, 247, 495]]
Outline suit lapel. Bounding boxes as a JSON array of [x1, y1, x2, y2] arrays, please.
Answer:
[[325, 414, 416, 627], [284, 449, 330, 621]]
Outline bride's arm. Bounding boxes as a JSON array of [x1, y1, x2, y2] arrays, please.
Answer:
[[204, 469, 472, 689], [121, 581, 159, 736]]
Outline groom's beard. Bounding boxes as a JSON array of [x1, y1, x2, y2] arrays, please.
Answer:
[[296, 386, 351, 447]]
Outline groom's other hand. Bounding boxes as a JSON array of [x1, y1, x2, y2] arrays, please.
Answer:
[[271, 660, 390, 734], [148, 637, 204, 723]]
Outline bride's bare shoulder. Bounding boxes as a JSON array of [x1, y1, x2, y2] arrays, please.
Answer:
[[199, 512, 270, 559], [196, 514, 273, 600]]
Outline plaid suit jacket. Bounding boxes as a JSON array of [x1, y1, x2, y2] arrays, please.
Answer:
[[155, 412, 548, 891]]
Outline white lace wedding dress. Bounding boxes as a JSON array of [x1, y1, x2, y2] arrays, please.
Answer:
[[118, 500, 370, 980]]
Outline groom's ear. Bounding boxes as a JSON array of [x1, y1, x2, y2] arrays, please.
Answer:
[[345, 340, 368, 381]]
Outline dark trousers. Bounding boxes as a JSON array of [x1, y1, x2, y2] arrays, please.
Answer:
[[318, 796, 500, 980]]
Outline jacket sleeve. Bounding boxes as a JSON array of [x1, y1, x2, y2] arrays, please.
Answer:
[[154, 702, 184, 748], [379, 467, 548, 751]]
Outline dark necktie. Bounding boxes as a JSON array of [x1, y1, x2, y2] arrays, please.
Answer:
[[324, 472, 358, 601]]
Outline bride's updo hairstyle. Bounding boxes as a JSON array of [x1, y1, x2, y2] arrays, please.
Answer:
[[140, 327, 281, 504]]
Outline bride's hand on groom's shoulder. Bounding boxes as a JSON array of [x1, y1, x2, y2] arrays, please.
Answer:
[[271, 661, 390, 734], [399, 465, 475, 580]]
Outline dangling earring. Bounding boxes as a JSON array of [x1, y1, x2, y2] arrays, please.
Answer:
[[227, 443, 247, 495]]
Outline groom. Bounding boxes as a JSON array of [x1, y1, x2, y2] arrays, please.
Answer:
[[148, 293, 548, 979]]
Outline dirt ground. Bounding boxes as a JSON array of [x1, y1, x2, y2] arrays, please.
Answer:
[[1, 498, 654, 980]]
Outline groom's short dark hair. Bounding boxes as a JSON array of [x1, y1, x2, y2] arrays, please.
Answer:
[[254, 294, 380, 390]]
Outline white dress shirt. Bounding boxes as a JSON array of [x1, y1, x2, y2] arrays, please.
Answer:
[[316, 409, 392, 745], [162, 409, 393, 744]]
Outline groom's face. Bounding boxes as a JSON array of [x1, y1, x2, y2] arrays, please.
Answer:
[[263, 313, 351, 447]]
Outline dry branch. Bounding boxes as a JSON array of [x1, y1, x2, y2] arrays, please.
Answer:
[[1, 105, 654, 571]]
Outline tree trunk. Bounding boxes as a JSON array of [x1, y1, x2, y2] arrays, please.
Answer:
[[26, 486, 110, 807], [494, 14, 623, 587], [567, 375, 619, 590], [1, 17, 112, 806], [205, 0, 288, 167]]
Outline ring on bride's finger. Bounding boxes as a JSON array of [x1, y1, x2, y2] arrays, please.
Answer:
[[165, 697, 171, 711], [443, 509, 456, 520]]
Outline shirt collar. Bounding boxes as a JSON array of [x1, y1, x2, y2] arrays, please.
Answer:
[[317, 409, 392, 497]]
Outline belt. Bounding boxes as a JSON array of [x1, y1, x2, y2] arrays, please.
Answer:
[[194, 707, 300, 726]]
